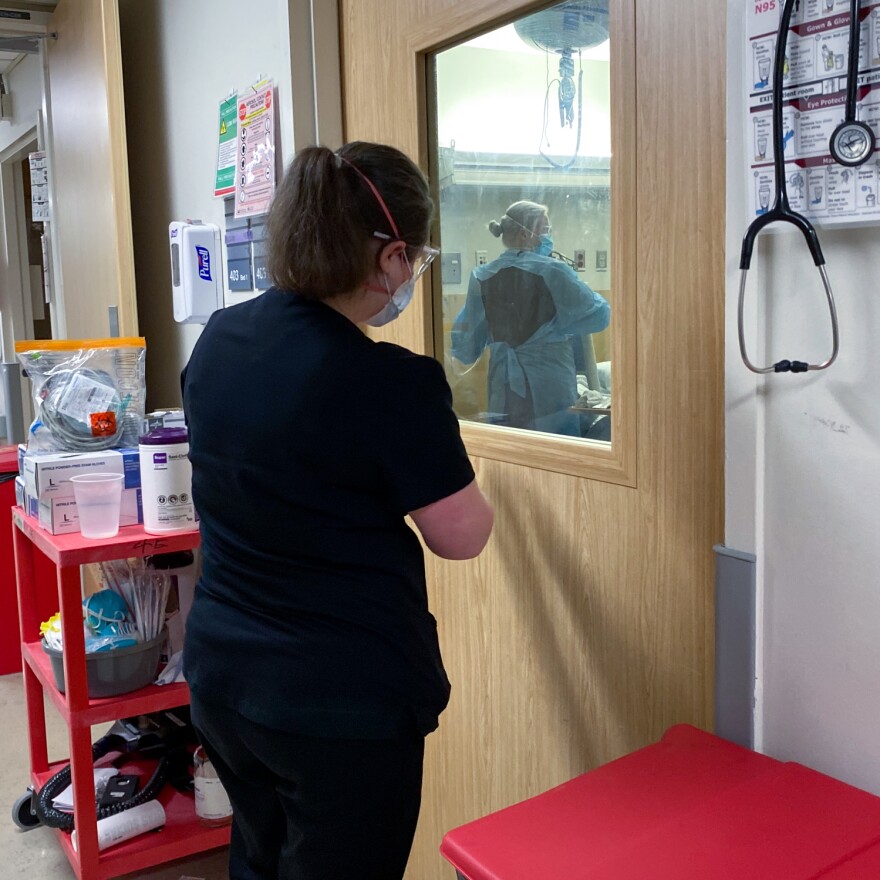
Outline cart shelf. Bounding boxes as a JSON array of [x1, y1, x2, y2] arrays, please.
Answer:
[[12, 508, 200, 566], [21, 641, 191, 727], [11, 507, 227, 879], [33, 762, 230, 880]]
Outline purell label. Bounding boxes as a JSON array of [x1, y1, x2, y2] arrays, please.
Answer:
[[196, 245, 212, 281]]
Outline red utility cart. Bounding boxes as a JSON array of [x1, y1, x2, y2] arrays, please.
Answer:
[[11, 508, 229, 880]]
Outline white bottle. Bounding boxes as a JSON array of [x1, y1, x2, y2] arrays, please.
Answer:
[[193, 745, 233, 826], [138, 427, 198, 534]]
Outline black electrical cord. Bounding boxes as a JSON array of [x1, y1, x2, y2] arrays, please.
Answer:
[[32, 709, 198, 831], [33, 740, 168, 831]]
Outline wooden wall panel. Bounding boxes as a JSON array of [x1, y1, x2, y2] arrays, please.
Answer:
[[339, 1, 725, 878], [47, 0, 137, 338]]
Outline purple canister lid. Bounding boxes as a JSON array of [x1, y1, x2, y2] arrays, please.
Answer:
[[139, 426, 189, 445]]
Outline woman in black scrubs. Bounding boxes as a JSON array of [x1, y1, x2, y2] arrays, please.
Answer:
[[182, 141, 493, 880]]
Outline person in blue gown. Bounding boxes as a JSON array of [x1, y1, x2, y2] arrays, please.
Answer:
[[451, 200, 610, 436]]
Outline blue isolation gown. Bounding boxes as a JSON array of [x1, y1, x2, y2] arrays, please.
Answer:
[[450, 248, 610, 436]]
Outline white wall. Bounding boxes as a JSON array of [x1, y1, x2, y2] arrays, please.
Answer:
[[726, 0, 880, 795], [119, 0, 295, 409]]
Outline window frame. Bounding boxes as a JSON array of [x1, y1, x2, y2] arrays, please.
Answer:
[[419, 0, 637, 486]]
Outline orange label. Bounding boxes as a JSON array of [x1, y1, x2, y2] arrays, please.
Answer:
[[90, 411, 117, 437]]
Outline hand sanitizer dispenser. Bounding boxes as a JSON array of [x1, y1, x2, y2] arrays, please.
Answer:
[[169, 221, 224, 324]]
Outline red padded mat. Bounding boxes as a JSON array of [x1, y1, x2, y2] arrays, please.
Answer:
[[441, 725, 880, 880]]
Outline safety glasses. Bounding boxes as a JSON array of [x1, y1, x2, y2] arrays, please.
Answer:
[[411, 245, 440, 281], [374, 233, 440, 281]]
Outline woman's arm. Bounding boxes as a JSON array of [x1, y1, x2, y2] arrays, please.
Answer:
[[409, 478, 494, 560], [548, 263, 610, 335]]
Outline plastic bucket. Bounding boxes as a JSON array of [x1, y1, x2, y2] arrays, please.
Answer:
[[42, 630, 166, 698]]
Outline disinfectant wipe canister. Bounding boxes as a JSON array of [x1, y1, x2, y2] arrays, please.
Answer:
[[138, 427, 197, 534]]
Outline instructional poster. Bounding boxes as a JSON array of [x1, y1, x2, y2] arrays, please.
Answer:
[[28, 152, 49, 222], [746, 0, 880, 224], [214, 96, 237, 197], [234, 80, 277, 219]]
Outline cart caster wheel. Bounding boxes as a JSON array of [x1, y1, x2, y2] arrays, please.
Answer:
[[12, 789, 41, 831]]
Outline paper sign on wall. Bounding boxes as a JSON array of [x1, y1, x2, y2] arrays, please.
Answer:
[[234, 80, 277, 219], [28, 151, 49, 222], [745, 0, 880, 225], [214, 96, 238, 197]]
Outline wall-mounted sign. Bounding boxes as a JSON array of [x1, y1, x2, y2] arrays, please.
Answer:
[[745, 0, 880, 226], [28, 151, 49, 222], [214, 96, 238, 197], [234, 79, 277, 219]]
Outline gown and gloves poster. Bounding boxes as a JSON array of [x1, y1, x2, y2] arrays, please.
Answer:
[[746, 0, 880, 224]]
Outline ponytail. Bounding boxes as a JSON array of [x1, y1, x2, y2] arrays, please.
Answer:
[[267, 142, 433, 300], [267, 146, 371, 298]]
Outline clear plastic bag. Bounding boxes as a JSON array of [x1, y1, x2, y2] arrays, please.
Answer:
[[16, 337, 146, 452]]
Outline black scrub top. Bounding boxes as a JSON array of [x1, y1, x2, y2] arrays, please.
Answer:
[[181, 288, 475, 739]]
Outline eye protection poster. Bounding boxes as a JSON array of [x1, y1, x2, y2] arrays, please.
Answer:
[[745, 0, 880, 224]]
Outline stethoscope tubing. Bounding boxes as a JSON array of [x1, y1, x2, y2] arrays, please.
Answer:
[[844, 0, 861, 123], [737, 266, 839, 373], [738, 0, 841, 374]]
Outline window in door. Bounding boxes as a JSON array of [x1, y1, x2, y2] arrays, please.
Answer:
[[430, 2, 614, 446]]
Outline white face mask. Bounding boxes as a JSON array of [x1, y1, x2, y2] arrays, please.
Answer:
[[365, 254, 416, 327], [365, 276, 416, 327]]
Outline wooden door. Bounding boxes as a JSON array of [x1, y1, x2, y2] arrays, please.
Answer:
[[45, 0, 136, 338], [339, 2, 725, 878]]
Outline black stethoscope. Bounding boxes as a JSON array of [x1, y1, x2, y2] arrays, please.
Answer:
[[738, 0, 872, 373]]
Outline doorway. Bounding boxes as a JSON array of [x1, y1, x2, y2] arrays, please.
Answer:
[[18, 152, 53, 341], [0, 134, 53, 440]]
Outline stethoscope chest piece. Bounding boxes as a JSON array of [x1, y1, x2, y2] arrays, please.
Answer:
[[827, 0, 875, 168], [829, 119, 875, 167]]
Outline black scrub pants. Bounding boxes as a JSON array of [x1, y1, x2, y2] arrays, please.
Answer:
[[190, 695, 425, 880]]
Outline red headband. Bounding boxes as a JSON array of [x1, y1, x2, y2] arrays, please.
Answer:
[[336, 153, 400, 239]]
